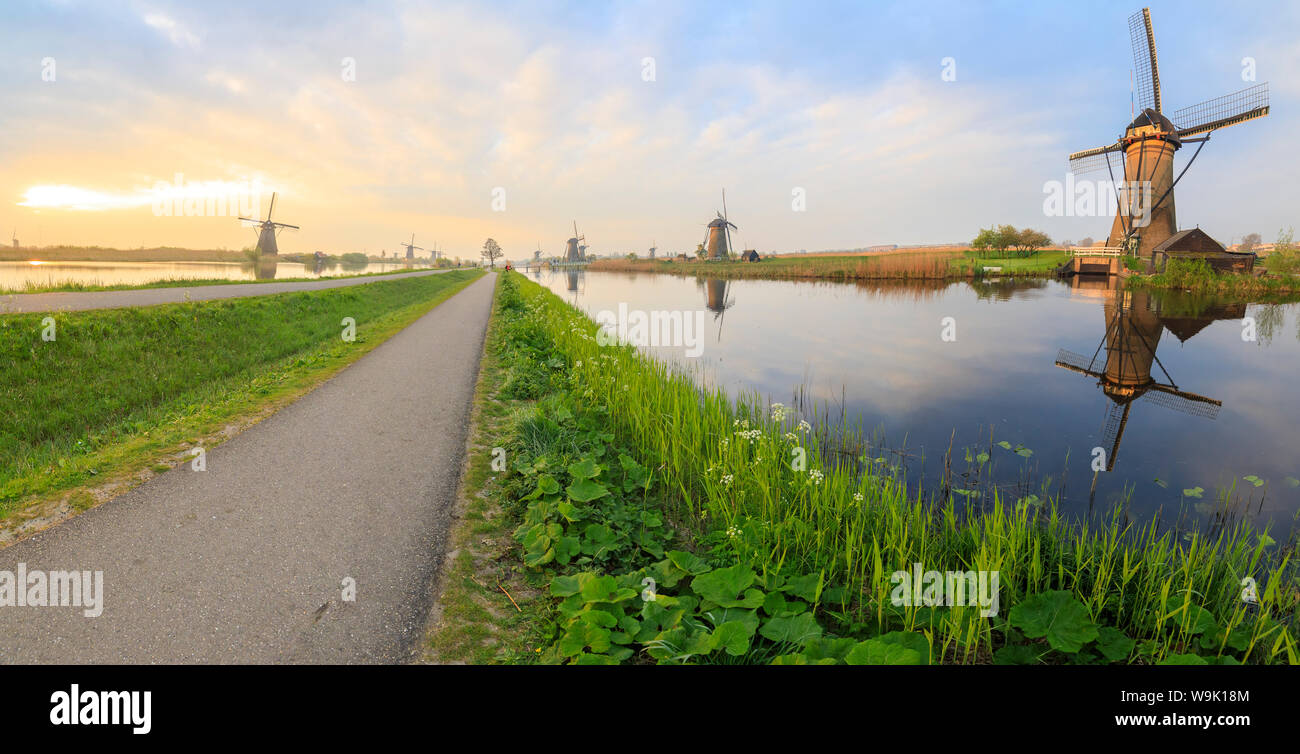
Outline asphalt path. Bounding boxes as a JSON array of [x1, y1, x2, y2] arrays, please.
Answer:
[[0, 272, 496, 663], [0, 268, 456, 314]]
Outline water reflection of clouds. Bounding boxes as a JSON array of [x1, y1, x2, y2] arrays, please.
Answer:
[[539, 271, 1300, 531]]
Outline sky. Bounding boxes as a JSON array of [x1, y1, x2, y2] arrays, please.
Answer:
[[1, 0, 1297, 260]]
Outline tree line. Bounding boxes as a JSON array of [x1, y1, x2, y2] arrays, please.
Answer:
[[971, 225, 1053, 255]]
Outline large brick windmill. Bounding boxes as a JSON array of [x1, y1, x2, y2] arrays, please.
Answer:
[[1067, 8, 1270, 257]]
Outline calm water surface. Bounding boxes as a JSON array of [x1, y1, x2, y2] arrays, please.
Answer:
[[0, 259, 431, 290], [534, 268, 1300, 534]]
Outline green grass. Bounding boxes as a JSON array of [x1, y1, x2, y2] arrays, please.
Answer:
[[589, 250, 967, 280], [1130, 258, 1300, 295], [485, 271, 1297, 664], [0, 269, 484, 522], [948, 249, 1071, 276], [1, 266, 441, 294]]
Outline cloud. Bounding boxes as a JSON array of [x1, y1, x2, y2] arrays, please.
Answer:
[[142, 12, 200, 50]]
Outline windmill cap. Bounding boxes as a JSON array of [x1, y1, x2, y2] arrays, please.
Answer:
[[1128, 108, 1181, 142], [707, 218, 732, 227]]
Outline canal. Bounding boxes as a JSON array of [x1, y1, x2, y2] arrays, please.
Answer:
[[533, 267, 1300, 535]]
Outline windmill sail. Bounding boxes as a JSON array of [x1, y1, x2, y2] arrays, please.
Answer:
[[1128, 8, 1161, 113], [1067, 143, 1126, 175], [1172, 82, 1270, 137]]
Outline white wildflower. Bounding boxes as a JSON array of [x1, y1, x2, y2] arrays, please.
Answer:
[[853, 492, 864, 502]]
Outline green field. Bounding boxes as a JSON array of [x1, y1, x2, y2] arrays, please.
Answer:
[[0, 269, 483, 523], [453, 272, 1297, 665]]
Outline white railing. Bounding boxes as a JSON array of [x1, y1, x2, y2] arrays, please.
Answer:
[[1069, 246, 1126, 257]]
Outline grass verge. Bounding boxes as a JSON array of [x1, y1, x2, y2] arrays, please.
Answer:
[[0, 266, 445, 295], [0, 269, 484, 540], [443, 271, 1296, 665]]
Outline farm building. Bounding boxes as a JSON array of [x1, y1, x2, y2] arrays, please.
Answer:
[[740, 249, 760, 262], [1151, 228, 1255, 274]]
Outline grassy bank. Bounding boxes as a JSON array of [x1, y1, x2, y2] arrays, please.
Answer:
[[589, 250, 964, 280], [1, 246, 248, 263], [2, 266, 439, 295], [587, 248, 1071, 281], [1129, 258, 1300, 295], [0, 269, 484, 534], [454, 271, 1297, 665]]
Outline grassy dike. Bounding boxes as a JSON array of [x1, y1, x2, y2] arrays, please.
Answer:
[[0, 269, 483, 537], [431, 271, 1297, 665]]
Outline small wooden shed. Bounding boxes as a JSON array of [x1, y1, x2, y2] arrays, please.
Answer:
[[1152, 228, 1255, 274], [740, 250, 760, 262]]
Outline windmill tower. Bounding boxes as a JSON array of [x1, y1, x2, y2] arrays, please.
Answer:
[[237, 192, 299, 256], [399, 234, 424, 261], [703, 190, 737, 260], [565, 221, 585, 263], [10, 228, 17, 249], [649, 241, 657, 259], [533, 242, 542, 264], [1068, 8, 1270, 258], [1054, 288, 1221, 472]]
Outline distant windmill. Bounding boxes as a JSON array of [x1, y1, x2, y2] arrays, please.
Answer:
[[533, 242, 542, 264], [1067, 7, 1270, 257], [10, 228, 17, 249], [1054, 289, 1221, 472], [702, 189, 737, 260], [399, 233, 424, 261], [237, 192, 299, 256], [649, 240, 657, 259], [565, 221, 585, 263]]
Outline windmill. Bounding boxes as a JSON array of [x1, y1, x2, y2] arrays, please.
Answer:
[[237, 192, 299, 256], [10, 228, 17, 249], [399, 233, 424, 261], [649, 240, 657, 259], [702, 189, 737, 260], [564, 221, 585, 263], [533, 242, 542, 264], [1067, 8, 1270, 258], [1054, 288, 1221, 472]]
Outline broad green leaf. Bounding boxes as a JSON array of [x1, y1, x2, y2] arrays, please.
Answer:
[[1096, 627, 1136, 662], [567, 458, 600, 480], [666, 550, 712, 575], [710, 621, 756, 656], [845, 638, 922, 665], [566, 478, 609, 503], [993, 644, 1039, 665], [1008, 590, 1099, 653], [758, 613, 823, 646], [692, 564, 760, 607]]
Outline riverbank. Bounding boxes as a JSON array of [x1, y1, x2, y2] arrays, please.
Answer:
[[586, 248, 1070, 281], [0, 269, 484, 540], [438, 271, 1297, 665], [1127, 258, 1300, 296], [1, 264, 441, 295], [0, 246, 248, 263]]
